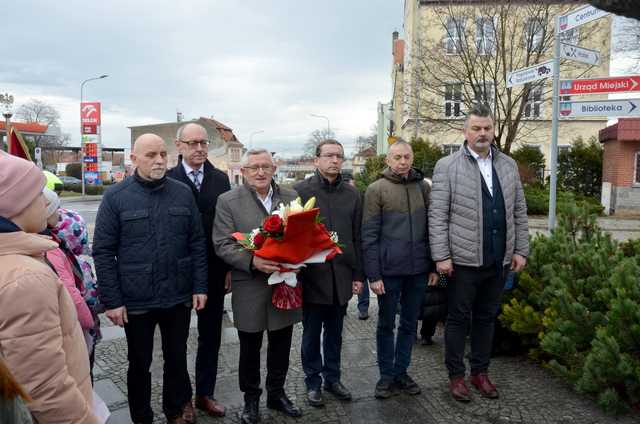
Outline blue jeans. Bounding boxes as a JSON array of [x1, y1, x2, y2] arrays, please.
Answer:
[[301, 303, 347, 390], [357, 280, 370, 313], [376, 274, 426, 382]]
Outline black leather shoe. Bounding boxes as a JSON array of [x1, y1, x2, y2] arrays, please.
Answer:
[[240, 398, 259, 424], [266, 394, 302, 417], [307, 388, 324, 407], [324, 381, 352, 401]]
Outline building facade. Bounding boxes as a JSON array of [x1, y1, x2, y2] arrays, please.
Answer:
[[129, 116, 244, 184], [390, 0, 612, 165]]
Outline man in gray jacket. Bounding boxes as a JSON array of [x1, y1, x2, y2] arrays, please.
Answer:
[[213, 148, 302, 424], [429, 103, 528, 402]]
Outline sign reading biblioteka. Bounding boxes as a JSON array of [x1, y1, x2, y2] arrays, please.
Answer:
[[559, 99, 639, 118], [559, 76, 640, 96]]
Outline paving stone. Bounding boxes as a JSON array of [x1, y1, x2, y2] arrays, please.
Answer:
[[94, 379, 127, 406], [105, 407, 131, 424]]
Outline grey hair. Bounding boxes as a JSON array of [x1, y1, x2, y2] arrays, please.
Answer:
[[176, 122, 208, 140], [388, 138, 412, 152], [240, 148, 274, 167], [463, 103, 494, 129]]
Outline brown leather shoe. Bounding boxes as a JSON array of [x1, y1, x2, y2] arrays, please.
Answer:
[[182, 400, 196, 423], [470, 373, 499, 399], [195, 395, 226, 417], [449, 377, 471, 402]]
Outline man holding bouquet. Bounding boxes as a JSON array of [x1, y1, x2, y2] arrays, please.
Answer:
[[213, 148, 302, 424], [294, 139, 364, 407]]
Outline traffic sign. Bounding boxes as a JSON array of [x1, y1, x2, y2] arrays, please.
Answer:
[[560, 43, 600, 66], [559, 99, 639, 118], [558, 5, 609, 33], [506, 60, 554, 88], [559, 76, 640, 96]]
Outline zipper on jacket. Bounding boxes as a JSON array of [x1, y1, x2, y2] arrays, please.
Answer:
[[405, 184, 415, 273]]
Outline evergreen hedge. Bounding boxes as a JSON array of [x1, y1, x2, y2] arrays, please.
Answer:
[[500, 206, 640, 414]]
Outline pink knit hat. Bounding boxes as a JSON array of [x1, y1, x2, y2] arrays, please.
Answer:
[[0, 151, 46, 218]]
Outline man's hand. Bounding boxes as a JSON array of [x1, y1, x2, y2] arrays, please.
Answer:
[[352, 281, 363, 295], [436, 259, 454, 277], [193, 294, 208, 311], [427, 272, 439, 287], [370, 279, 385, 295], [253, 256, 280, 274], [224, 271, 232, 294], [511, 254, 527, 273], [106, 306, 128, 327]]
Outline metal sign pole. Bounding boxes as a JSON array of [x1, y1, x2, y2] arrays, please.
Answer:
[[548, 15, 561, 231]]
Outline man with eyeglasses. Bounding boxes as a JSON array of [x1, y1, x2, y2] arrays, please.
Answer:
[[166, 123, 231, 418], [213, 148, 302, 424], [293, 139, 364, 407]]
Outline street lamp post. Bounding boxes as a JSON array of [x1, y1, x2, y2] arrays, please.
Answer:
[[310, 113, 331, 135], [249, 130, 264, 149], [80, 74, 108, 197], [0, 93, 14, 152]]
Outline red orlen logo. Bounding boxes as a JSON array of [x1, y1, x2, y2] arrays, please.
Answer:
[[81, 102, 101, 125]]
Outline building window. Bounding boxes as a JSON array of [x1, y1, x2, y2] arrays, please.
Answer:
[[444, 83, 463, 117], [231, 148, 240, 162], [525, 144, 543, 153], [444, 17, 465, 54], [524, 86, 543, 119], [523, 18, 545, 52], [558, 145, 570, 156], [560, 28, 579, 45], [472, 82, 495, 110], [442, 144, 460, 155], [476, 17, 496, 56]]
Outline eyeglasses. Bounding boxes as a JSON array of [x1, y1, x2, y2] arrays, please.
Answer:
[[318, 153, 344, 160], [243, 165, 275, 173], [180, 139, 210, 148]]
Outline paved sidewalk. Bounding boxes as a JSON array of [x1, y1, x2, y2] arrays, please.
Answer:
[[95, 296, 639, 424]]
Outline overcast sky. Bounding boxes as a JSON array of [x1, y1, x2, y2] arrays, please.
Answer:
[[4, 1, 403, 156]]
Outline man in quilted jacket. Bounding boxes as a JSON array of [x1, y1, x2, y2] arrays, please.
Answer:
[[429, 103, 529, 402]]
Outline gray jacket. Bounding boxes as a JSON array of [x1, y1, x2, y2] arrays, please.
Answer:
[[213, 182, 301, 332], [429, 143, 529, 267]]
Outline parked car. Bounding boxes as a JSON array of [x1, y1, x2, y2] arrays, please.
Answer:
[[59, 176, 82, 185]]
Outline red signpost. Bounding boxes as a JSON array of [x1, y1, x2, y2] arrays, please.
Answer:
[[559, 76, 640, 95]]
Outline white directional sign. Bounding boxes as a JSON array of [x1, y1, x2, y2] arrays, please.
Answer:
[[559, 99, 640, 118], [559, 5, 609, 33], [506, 60, 554, 88], [560, 42, 600, 66]]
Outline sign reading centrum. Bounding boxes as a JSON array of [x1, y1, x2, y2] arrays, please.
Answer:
[[558, 5, 609, 33], [559, 76, 640, 96], [559, 99, 639, 118]]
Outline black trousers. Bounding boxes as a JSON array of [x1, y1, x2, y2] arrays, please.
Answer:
[[237, 325, 293, 402], [124, 305, 192, 423], [445, 265, 505, 379], [195, 292, 225, 397]]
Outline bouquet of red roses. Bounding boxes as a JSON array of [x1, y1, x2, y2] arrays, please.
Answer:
[[233, 197, 342, 310]]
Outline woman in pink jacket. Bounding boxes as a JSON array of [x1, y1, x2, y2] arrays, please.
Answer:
[[0, 152, 98, 424]]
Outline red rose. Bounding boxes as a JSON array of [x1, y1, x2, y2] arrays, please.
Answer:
[[263, 215, 284, 234], [253, 232, 266, 248]]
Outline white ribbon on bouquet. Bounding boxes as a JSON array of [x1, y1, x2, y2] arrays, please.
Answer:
[[267, 249, 335, 287]]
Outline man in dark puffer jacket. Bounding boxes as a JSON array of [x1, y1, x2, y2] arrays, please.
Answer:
[[362, 140, 438, 399]]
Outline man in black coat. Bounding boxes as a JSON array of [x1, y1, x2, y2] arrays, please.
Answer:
[[294, 139, 364, 407], [166, 122, 231, 418], [94, 133, 208, 424]]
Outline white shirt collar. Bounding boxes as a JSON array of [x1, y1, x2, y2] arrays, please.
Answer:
[[257, 186, 274, 211], [181, 160, 204, 176]]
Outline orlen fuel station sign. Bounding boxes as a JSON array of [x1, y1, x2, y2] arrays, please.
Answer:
[[80, 102, 102, 184], [560, 76, 640, 96]]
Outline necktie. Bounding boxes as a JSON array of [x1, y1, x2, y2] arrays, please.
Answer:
[[191, 170, 202, 191]]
